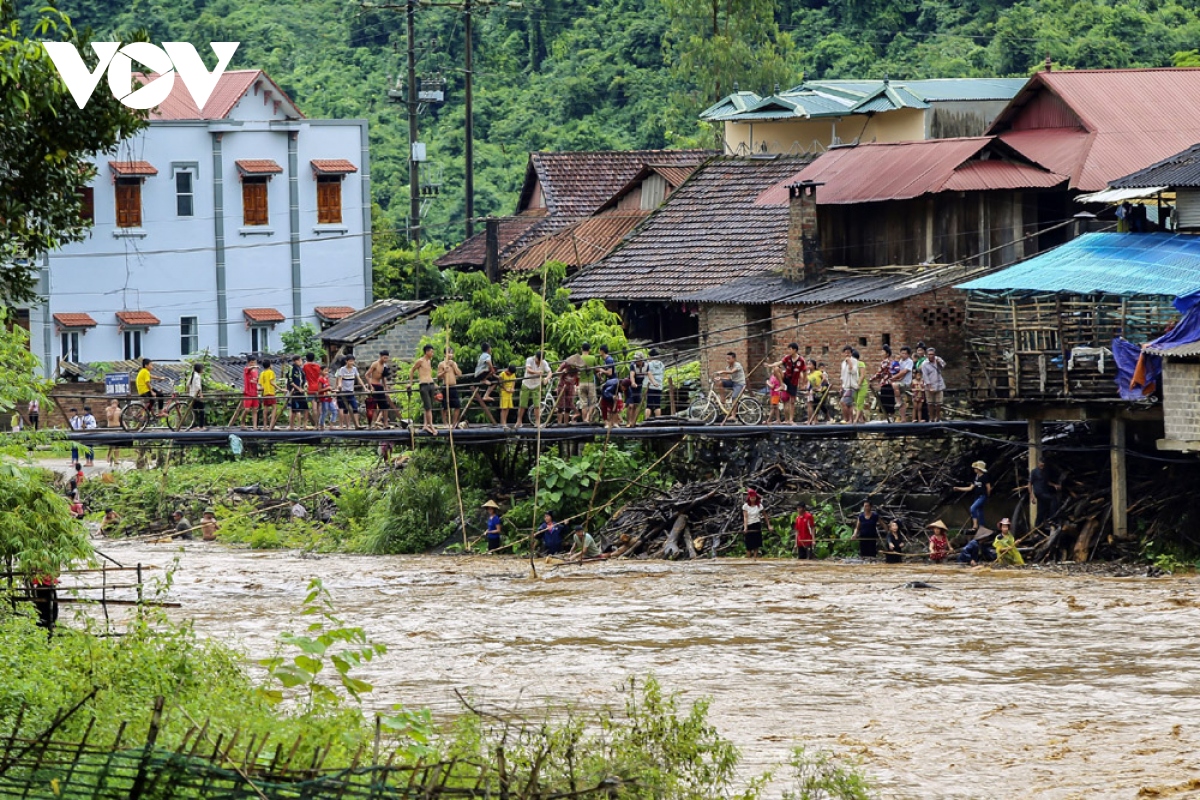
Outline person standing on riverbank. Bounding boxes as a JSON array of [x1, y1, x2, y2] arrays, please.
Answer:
[[994, 518, 1024, 566], [1027, 456, 1062, 530], [927, 520, 950, 562], [742, 489, 769, 559], [483, 500, 503, 552], [883, 520, 904, 563], [793, 501, 815, 559], [853, 501, 880, 558]]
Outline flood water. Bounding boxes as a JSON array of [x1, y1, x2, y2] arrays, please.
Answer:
[[91, 541, 1200, 799]]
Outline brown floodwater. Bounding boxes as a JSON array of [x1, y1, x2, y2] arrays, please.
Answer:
[[87, 541, 1200, 799]]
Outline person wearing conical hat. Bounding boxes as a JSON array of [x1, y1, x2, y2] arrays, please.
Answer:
[[994, 518, 1024, 566], [482, 500, 503, 552], [953, 460, 992, 532], [927, 520, 950, 562]]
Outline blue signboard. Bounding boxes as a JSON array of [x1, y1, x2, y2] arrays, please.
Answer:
[[105, 372, 130, 396]]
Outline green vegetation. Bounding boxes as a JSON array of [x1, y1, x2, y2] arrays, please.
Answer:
[[1, 2, 147, 302], [29, 0, 1200, 259], [0, 590, 873, 798]]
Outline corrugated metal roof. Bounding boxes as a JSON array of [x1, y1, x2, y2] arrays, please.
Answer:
[[318, 299, 434, 345], [988, 69, 1200, 191], [900, 78, 1029, 102], [1146, 340, 1200, 357], [1111, 143, 1200, 189], [674, 267, 978, 306], [958, 232, 1200, 296], [791, 139, 991, 204], [942, 159, 1066, 191], [139, 70, 303, 121]]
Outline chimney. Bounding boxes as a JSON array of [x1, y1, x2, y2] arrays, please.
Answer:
[[1044, 54, 1053, 72], [784, 181, 825, 284], [484, 217, 500, 283]]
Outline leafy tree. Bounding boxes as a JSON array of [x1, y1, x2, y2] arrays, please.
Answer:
[[279, 322, 323, 355], [0, 464, 93, 579], [0, 1, 147, 302]]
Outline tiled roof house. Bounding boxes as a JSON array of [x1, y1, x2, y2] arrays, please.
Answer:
[[435, 149, 713, 270]]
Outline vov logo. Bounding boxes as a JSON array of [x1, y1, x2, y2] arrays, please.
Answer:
[[42, 42, 239, 110]]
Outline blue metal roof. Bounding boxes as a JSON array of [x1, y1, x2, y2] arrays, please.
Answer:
[[958, 232, 1200, 296]]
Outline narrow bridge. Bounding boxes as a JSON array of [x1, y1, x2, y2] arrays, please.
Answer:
[[65, 419, 1028, 447]]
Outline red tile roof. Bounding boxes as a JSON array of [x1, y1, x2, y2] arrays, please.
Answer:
[[138, 70, 304, 120], [435, 210, 549, 269], [988, 68, 1200, 191], [53, 313, 97, 329], [310, 159, 358, 175], [505, 212, 649, 272], [567, 156, 812, 301], [235, 159, 284, 175], [116, 311, 161, 327], [439, 150, 713, 269], [314, 306, 355, 321], [243, 308, 286, 324], [108, 161, 158, 177]]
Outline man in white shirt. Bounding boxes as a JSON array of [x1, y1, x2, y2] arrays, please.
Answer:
[[920, 347, 947, 422], [894, 346, 914, 423], [645, 349, 666, 418], [518, 351, 552, 428], [334, 356, 362, 429]]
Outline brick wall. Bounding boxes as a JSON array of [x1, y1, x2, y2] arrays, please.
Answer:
[[1163, 361, 1200, 443], [768, 288, 968, 387], [699, 304, 750, 387], [340, 314, 434, 362]]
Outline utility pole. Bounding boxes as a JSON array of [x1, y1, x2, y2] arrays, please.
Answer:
[[406, 0, 422, 299], [464, 0, 475, 240]]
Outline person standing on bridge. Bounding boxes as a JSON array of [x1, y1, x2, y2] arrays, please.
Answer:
[[229, 357, 260, 430], [410, 345, 438, 435], [188, 363, 207, 430], [365, 351, 394, 429], [303, 353, 323, 428], [576, 343, 598, 423], [894, 346, 914, 423], [518, 351, 552, 429], [645, 349, 666, 419], [287, 356, 310, 430], [259, 359, 280, 430], [770, 343, 805, 425], [437, 347, 464, 429], [920, 347, 946, 423], [335, 356, 363, 430], [839, 347, 859, 424]]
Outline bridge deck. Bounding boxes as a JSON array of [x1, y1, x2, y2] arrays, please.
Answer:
[[64, 419, 1027, 447]]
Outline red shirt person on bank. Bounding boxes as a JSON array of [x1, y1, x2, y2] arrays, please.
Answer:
[[793, 502, 816, 559]]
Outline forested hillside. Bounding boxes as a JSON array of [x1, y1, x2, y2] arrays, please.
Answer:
[[25, 0, 1200, 248]]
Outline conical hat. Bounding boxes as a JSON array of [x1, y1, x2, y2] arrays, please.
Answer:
[[927, 519, 949, 531]]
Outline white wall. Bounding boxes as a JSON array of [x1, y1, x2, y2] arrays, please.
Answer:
[[30, 115, 370, 375]]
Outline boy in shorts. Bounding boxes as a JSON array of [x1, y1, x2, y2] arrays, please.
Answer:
[[229, 357, 260, 429], [259, 358, 279, 430]]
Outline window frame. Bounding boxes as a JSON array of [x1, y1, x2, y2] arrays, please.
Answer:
[[316, 175, 343, 224], [79, 186, 95, 223], [175, 170, 195, 217], [61, 331, 80, 362], [123, 329, 143, 360], [115, 177, 143, 228], [242, 177, 269, 226], [250, 325, 270, 353], [180, 315, 199, 356]]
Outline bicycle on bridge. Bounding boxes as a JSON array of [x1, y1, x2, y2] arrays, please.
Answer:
[[120, 393, 197, 432], [685, 376, 763, 425]]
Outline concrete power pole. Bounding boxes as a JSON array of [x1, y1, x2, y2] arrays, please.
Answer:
[[463, 0, 475, 240]]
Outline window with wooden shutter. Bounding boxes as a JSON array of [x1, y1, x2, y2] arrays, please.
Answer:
[[79, 187, 95, 223], [115, 179, 142, 228], [316, 176, 342, 224], [242, 178, 269, 226]]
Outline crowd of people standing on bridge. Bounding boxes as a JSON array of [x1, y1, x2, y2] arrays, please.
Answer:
[[109, 337, 951, 433]]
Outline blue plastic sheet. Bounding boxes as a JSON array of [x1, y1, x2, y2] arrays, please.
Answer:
[[1111, 338, 1157, 400]]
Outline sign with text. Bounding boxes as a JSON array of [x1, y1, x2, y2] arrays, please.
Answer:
[[42, 42, 239, 110], [105, 372, 130, 396]]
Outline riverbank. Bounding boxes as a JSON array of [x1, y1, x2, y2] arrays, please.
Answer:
[[90, 540, 1200, 799]]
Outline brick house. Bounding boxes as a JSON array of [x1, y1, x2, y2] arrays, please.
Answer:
[[680, 184, 972, 388]]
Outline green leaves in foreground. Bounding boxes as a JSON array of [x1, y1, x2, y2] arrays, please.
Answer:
[[257, 578, 387, 707]]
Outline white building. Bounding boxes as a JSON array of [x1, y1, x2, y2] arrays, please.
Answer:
[[27, 69, 371, 375]]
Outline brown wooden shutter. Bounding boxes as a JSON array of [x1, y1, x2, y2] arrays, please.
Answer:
[[115, 181, 141, 228], [242, 179, 269, 226], [79, 187, 95, 223], [317, 177, 342, 224]]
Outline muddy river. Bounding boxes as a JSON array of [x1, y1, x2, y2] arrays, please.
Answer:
[[89, 541, 1200, 799]]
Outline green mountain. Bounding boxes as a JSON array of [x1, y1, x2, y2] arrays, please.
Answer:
[[24, 0, 1200, 248]]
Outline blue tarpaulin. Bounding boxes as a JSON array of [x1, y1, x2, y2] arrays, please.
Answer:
[[1113, 304, 1200, 398]]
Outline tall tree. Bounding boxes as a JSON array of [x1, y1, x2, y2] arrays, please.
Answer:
[[0, 1, 146, 303], [663, 0, 796, 111]]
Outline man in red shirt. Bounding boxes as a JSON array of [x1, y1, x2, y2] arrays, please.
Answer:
[[229, 357, 260, 429], [793, 501, 816, 559], [770, 343, 806, 425]]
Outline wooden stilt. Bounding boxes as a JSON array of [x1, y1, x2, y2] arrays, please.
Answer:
[[1027, 418, 1043, 528], [1111, 416, 1128, 539]]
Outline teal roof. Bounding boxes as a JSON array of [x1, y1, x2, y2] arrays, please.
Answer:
[[704, 78, 1027, 123], [958, 232, 1200, 296]]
